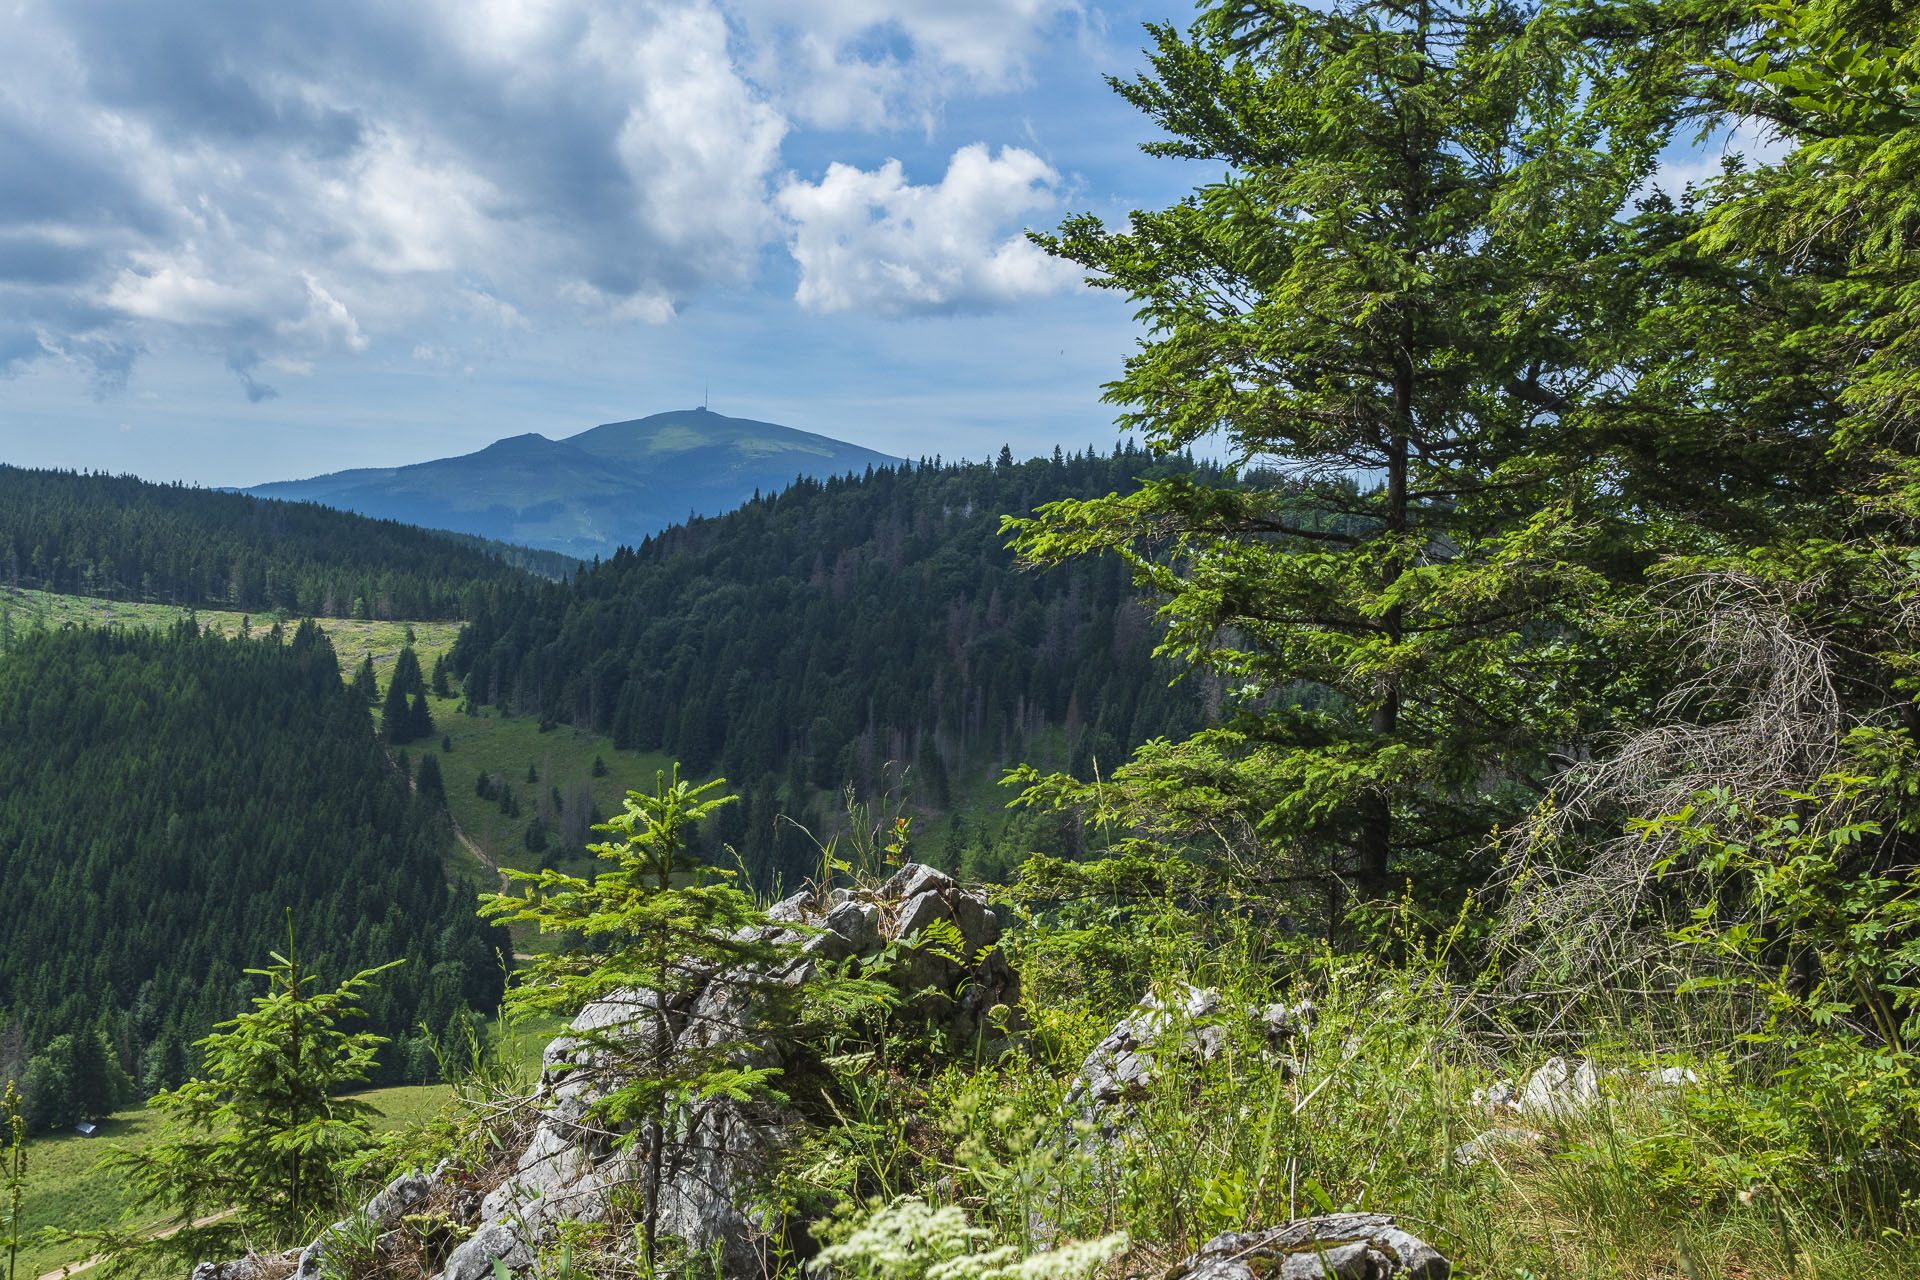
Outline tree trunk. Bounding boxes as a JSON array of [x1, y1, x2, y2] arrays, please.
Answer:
[[1358, 346, 1413, 897]]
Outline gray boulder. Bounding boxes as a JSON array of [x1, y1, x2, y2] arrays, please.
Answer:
[[459, 865, 1016, 1280], [188, 1250, 301, 1280], [438, 1221, 536, 1280], [365, 1168, 434, 1224], [1175, 1218, 1449, 1280], [1070, 985, 1312, 1135], [1071, 985, 1227, 1117], [1473, 1058, 1701, 1120], [1517, 1057, 1600, 1117]]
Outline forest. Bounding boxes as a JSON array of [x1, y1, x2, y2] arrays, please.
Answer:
[[4, 0, 1920, 1275], [0, 621, 507, 1130], [0, 466, 559, 620], [450, 448, 1223, 888]]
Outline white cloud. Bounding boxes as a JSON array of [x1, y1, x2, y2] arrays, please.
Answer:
[[730, 0, 1083, 129], [463, 288, 531, 331], [1647, 121, 1797, 201], [777, 143, 1078, 315], [0, 0, 1093, 396], [560, 278, 677, 324], [612, 3, 787, 279]]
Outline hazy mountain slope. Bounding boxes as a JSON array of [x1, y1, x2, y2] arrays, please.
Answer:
[[244, 408, 902, 558]]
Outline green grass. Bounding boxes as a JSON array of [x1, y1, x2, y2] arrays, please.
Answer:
[[12, 1085, 431, 1279], [9, 1015, 566, 1280], [433, 691, 672, 881], [0, 587, 462, 681]]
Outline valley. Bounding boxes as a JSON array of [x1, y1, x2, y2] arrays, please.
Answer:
[[11, 1014, 565, 1280], [4, 0, 1919, 1265]]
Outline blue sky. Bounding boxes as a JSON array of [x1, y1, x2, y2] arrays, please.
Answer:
[[0, 0, 1218, 486], [0, 0, 1778, 489]]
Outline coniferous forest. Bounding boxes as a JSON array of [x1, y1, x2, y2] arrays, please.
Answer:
[[451, 448, 1221, 886], [5, 1, 1920, 1274], [0, 620, 507, 1128], [0, 465, 562, 619]]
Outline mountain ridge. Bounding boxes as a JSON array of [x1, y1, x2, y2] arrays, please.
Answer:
[[244, 408, 902, 558]]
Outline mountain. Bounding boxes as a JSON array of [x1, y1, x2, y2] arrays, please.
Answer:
[[243, 408, 902, 558]]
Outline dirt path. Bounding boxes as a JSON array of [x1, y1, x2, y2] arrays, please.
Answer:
[[451, 817, 511, 892], [37, 1211, 234, 1280], [447, 810, 537, 961]]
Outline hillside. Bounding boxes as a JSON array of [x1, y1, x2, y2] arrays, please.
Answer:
[[243, 408, 902, 559], [450, 447, 1222, 889], [0, 465, 551, 619], [0, 621, 508, 1125]]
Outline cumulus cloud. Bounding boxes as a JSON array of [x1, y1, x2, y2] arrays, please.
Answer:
[[729, 0, 1084, 130], [0, 0, 1090, 400], [778, 143, 1078, 315]]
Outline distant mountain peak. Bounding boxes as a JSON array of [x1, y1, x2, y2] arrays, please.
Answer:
[[242, 410, 902, 558]]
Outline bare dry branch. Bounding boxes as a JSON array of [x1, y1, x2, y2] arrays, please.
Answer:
[[1494, 568, 1844, 985]]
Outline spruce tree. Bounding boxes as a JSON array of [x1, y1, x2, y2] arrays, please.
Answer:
[[484, 768, 818, 1265], [389, 646, 424, 699], [1007, 0, 1671, 913], [381, 676, 411, 742], [408, 691, 434, 742], [416, 752, 445, 807], [349, 654, 376, 703], [92, 927, 398, 1267]]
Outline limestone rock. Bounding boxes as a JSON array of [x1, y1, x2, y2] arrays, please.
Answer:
[[292, 1222, 351, 1280], [189, 1249, 300, 1280], [1259, 999, 1315, 1046], [1468, 1079, 1517, 1111], [1517, 1057, 1600, 1116], [1474, 1058, 1700, 1120], [364, 1169, 433, 1225], [437, 1221, 535, 1280], [1176, 1218, 1449, 1280], [282, 861, 1016, 1280], [1068, 985, 1230, 1127], [1450, 1127, 1546, 1166]]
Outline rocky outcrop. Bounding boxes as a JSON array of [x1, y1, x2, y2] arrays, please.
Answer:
[[1069, 985, 1313, 1135], [1453, 1055, 1701, 1166], [1470, 1056, 1699, 1119], [201, 864, 1016, 1280], [1171, 1218, 1450, 1280], [189, 1250, 301, 1280], [1449, 1127, 1547, 1167]]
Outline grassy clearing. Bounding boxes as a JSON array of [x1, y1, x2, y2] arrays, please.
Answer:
[[432, 691, 672, 881], [12, 1015, 563, 1279], [15, 1086, 429, 1279], [0, 587, 462, 683]]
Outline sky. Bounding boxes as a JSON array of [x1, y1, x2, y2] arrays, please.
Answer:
[[0, 0, 1777, 489], [0, 0, 1218, 486]]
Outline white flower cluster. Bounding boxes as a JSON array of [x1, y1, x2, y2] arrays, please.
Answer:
[[812, 1197, 1126, 1280]]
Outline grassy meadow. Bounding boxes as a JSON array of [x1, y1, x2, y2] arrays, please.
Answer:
[[12, 1017, 563, 1280]]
